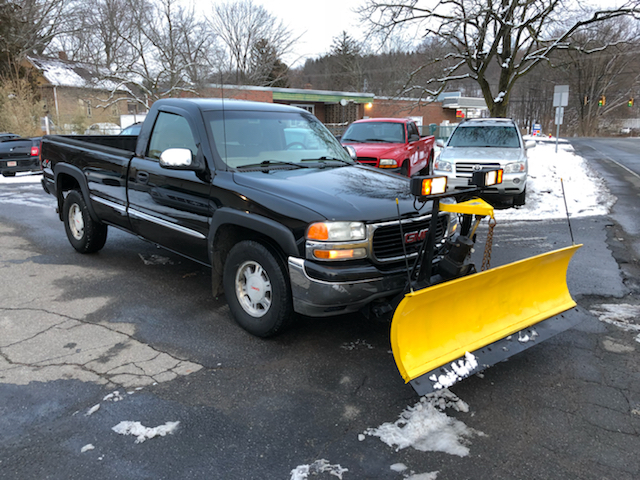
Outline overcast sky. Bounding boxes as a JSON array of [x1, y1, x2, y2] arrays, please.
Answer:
[[207, 0, 367, 67]]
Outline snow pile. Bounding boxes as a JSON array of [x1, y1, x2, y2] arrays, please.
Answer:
[[112, 420, 180, 443], [290, 459, 348, 480], [589, 304, 640, 343], [364, 389, 483, 457], [496, 141, 614, 222]]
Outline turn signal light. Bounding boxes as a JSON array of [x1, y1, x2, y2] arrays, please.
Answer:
[[313, 248, 366, 260]]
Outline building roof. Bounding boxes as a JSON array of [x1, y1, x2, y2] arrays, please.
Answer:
[[209, 83, 375, 104], [26, 55, 129, 93]]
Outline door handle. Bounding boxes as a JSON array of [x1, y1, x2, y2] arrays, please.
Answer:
[[136, 171, 149, 184]]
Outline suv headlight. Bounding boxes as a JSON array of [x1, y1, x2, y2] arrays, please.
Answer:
[[306, 221, 368, 261], [433, 158, 452, 172], [504, 161, 526, 173]]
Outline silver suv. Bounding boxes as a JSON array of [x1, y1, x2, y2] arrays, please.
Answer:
[[434, 118, 535, 206]]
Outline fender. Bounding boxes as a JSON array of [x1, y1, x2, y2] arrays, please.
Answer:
[[54, 163, 101, 223], [208, 207, 299, 259]]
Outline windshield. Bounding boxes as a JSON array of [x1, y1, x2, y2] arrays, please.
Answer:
[[206, 110, 354, 169], [342, 122, 405, 143], [448, 125, 521, 148]]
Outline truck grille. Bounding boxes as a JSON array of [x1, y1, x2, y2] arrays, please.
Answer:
[[371, 215, 448, 262], [357, 157, 377, 166], [455, 162, 501, 176]]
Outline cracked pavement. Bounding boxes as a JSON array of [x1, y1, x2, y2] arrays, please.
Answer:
[[0, 223, 201, 388]]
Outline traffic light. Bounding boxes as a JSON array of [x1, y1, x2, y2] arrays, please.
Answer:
[[628, 98, 634, 107], [598, 96, 606, 107]]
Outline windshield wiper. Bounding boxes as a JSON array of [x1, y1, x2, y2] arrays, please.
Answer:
[[236, 160, 310, 170], [300, 157, 354, 168]]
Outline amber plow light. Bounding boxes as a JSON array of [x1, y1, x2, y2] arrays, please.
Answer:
[[409, 176, 448, 197]]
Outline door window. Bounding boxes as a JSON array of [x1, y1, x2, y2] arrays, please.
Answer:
[[147, 112, 197, 160]]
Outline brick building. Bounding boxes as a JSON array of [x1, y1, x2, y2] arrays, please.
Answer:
[[24, 54, 141, 134]]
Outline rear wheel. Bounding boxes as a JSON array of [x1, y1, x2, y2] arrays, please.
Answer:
[[223, 240, 292, 337], [62, 190, 108, 253]]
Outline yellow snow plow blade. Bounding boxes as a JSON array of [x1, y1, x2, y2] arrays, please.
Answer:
[[391, 244, 582, 393]]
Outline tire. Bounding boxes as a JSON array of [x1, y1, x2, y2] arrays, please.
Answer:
[[419, 151, 434, 176], [2, 172, 16, 177], [400, 161, 409, 177], [62, 190, 108, 253], [223, 240, 293, 337], [513, 187, 526, 207]]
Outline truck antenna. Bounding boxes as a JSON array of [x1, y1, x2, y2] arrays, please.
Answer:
[[560, 178, 575, 245]]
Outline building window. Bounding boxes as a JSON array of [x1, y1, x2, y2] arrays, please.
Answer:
[[128, 102, 138, 114], [291, 104, 314, 114], [86, 100, 92, 118]]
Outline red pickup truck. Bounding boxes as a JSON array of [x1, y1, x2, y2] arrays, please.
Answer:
[[340, 118, 435, 177]]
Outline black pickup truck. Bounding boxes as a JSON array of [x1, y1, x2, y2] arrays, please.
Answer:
[[40, 98, 455, 337]]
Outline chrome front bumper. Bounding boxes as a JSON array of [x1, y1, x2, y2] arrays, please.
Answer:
[[288, 257, 407, 317]]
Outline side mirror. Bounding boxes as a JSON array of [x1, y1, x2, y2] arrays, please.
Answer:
[[344, 145, 357, 160], [436, 139, 445, 148], [524, 140, 536, 149], [159, 148, 194, 169], [409, 134, 420, 143]]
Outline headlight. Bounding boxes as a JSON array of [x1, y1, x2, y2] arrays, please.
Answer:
[[379, 159, 398, 168], [433, 158, 452, 172], [306, 221, 368, 261], [504, 161, 526, 173], [307, 221, 366, 241]]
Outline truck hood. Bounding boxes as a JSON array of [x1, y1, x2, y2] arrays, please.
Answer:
[[344, 142, 403, 158], [439, 147, 525, 163], [232, 165, 423, 222]]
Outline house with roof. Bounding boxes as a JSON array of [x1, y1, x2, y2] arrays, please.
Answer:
[[24, 53, 144, 134]]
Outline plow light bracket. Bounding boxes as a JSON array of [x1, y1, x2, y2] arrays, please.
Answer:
[[471, 168, 503, 188], [410, 176, 448, 197]]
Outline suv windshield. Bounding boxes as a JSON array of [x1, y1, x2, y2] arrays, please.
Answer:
[[342, 122, 405, 143], [448, 125, 520, 148], [206, 110, 354, 169]]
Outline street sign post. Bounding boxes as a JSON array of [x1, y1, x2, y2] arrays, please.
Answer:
[[553, 85, 569, 153]]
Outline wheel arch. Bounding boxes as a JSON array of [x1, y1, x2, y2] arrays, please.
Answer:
[[208, 208, 299, 296], [54, 164, 100, 223]]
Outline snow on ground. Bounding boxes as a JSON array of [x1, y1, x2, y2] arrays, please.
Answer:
[[112, 420, 180, 444], [589, 304, 640, 343], [364, 389, 483, 457], [495, 139, 614, 222], [289, 459, 349, 480]]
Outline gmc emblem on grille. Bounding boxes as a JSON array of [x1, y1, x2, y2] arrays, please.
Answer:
[[404, 228, 429, 244]]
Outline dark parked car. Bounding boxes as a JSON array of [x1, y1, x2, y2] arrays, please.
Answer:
[[0, 137, 41, 177], [0, 133, 21, 142]]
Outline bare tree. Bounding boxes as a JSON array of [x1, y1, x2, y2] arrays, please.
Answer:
[[552, 18, 640, 135], [0, 0, 74, 74], [360, 0, 640, 117], [208, 0, 298, 85]]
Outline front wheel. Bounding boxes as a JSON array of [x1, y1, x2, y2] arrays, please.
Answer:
[[223, 240, 293, 337], [62, 190, 108, 253]]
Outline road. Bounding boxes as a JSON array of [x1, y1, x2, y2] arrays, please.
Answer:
[[0, 148, 639, 480]]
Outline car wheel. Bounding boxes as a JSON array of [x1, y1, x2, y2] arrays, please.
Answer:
[[223, 240, 293, 337], [62, 190, 108, 253], [400, 161, 409, 177], [419, 151, 434, 175], [2, 172, 16, 177], [513, 188, 526, 207]]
